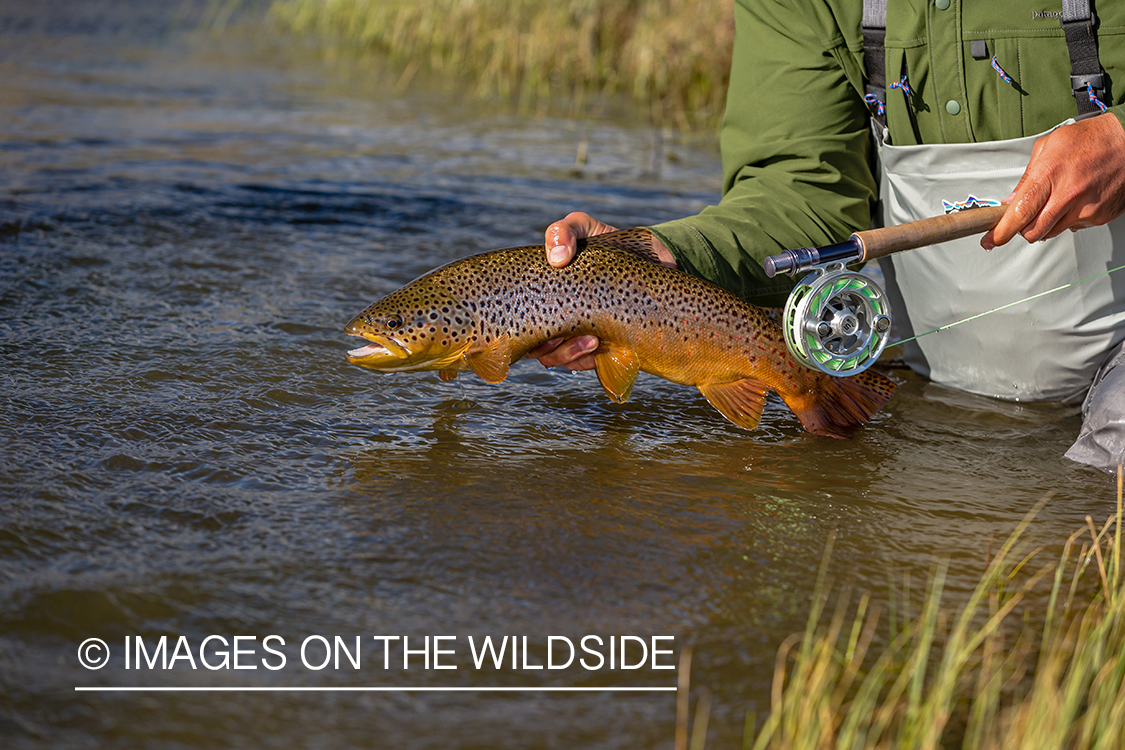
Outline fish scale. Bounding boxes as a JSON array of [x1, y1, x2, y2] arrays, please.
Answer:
[[345, 229, 896, 437]]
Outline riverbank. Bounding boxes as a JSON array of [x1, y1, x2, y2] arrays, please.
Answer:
[[268, 0, 734, 129]]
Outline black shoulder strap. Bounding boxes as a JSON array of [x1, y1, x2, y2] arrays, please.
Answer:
[[861, 0, 888, 128], [1061, 0, 1108, 114]]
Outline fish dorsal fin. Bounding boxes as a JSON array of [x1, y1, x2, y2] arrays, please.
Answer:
[[594, 345, 641, 403], [697, 379, 770, 431], [466, 333, 512, 384], [585, 228, 662, 264], [439, 370, 459, 382]]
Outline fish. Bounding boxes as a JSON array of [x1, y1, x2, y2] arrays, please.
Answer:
[[344, 229, 896, 437]]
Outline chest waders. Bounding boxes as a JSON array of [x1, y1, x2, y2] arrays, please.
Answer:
[[861, 0, 1125, 470]]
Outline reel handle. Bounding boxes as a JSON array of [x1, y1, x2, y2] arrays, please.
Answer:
[[854, 204, 1007, 261]]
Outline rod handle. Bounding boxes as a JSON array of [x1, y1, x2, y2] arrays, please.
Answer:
[[855, 204, 1007, 261]]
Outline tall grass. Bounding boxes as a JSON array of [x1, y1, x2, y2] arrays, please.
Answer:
[[710, 480, 1125, 750], [268, 0, 734, 129]]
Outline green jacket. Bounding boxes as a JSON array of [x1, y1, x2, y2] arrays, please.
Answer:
[[649, 0, 1125, 308]]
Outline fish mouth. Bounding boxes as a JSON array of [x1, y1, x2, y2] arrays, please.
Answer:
[[347, 341, 392, 360], [346, 334, 411, 365]]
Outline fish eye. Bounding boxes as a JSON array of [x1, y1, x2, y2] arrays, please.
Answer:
[[385, 315, 403, 329]]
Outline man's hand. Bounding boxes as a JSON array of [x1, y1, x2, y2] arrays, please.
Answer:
[[546, 212, 619, 267], [982, 114, 1125, 249], [524, 335, 600, 370], [534, 212, 675, 370], [532, 213, 619, 370]]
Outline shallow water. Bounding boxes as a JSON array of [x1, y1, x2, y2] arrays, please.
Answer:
[[0, 2, 1117, 748]]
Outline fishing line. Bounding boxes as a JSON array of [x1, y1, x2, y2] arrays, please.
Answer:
[[889, 261, 1125, 347]]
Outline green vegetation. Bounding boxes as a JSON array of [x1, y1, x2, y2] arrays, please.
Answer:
[[268, 0, 734, 129], [679, 482, 1125, 749]]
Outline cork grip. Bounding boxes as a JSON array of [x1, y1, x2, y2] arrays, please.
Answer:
[[854, 204, 1007, 261]]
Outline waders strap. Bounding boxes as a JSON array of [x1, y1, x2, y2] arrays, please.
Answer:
[[1061, 0, 1109, 114], [861, 0, 888, 128]]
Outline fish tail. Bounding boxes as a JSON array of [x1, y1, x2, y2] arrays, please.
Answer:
[[780, 370, 897, 438]]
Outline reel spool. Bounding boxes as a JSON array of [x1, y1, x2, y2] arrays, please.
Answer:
[[781, 263, 892, 376]]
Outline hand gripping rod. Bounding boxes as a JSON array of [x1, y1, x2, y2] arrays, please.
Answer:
[[763, 204, 1007, 278]]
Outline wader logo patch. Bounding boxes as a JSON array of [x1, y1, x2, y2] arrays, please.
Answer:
[[1032, 10, 1063, 19], [941, 195, 1001, 214]]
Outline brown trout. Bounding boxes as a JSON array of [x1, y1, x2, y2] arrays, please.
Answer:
[[345, 229, 896, 437]]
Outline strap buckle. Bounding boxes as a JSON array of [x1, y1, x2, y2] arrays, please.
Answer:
[[1071, 71, 1107, 101], [1071, 72, 1105, 94]]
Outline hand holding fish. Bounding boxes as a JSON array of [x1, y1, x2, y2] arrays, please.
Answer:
[[544, 212, 678, 269], [982, 113, 1125, 249], [545, 212, 620, 267], [533, 213, 678, 370]]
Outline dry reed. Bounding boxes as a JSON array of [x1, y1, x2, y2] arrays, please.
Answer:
[[268, 0, 734, 129], [732, 479, 1125, 750]]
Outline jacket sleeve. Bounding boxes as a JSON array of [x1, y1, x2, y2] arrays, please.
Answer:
[[648, 0, 877, 308]]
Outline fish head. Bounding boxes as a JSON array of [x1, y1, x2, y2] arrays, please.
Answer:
[[344, 284, 474, 372]]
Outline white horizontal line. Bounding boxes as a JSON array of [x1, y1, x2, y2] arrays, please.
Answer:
[[75, 686, 676, 692]]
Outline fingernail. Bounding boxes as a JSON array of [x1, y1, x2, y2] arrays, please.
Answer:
[[981, 239, 995, 251], [577, 336, 598, 352], [548, 246, 568, 265]]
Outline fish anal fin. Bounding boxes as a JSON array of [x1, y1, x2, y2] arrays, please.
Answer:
[[698, 379, 770, 431], [466, 334, 512, 384], [439, 370, 459, 383], [594, 345, 640, 403]]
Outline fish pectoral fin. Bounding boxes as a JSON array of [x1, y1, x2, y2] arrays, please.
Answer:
[[594, 346, 640, 403], [466, 333, 512, 384], [698, 379, 770, 431], [439, 370, 459, 382]]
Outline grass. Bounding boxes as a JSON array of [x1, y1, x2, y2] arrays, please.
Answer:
[[267, 0, 734, 130], [676, 476, 1125, 750]]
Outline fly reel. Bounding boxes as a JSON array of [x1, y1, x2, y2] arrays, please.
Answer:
[[765, 204, 1008, 377], [781, 263, 892, 376]]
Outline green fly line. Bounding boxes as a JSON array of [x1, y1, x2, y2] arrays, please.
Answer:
[[889, 261, 1125, 347]]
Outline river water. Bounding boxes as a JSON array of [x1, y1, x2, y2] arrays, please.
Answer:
[[0, 2, 1117, 748]]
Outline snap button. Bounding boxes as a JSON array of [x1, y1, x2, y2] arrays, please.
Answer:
[[936, 0, 951, 10], [945, 99, 961, 115]]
